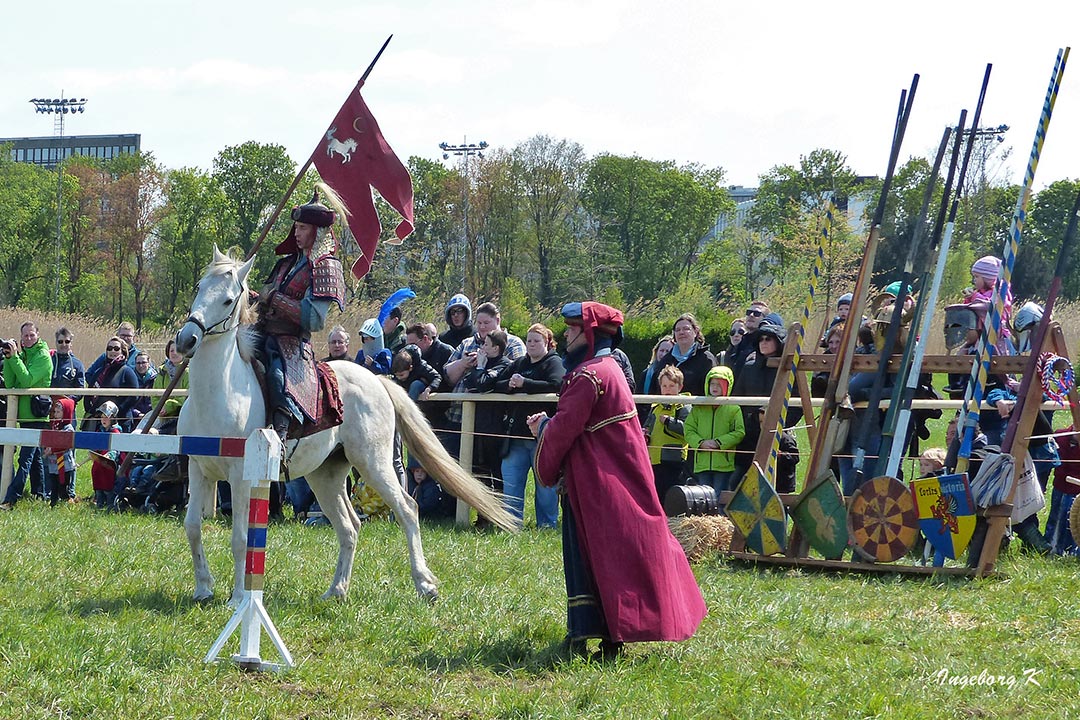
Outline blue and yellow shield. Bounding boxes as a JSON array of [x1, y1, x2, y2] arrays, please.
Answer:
[[911, 473, 976, 559], [726, 462, 787, 556]]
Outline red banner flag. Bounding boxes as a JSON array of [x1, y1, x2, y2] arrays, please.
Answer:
[[312, 81, 414, 279]]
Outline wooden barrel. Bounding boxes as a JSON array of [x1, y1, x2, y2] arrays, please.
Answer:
[[663, 484, 720, 517]]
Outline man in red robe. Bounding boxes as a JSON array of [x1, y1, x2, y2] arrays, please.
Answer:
[[527, 301, 707, 661]]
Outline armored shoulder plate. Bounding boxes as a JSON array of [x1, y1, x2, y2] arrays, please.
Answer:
[[311, 254, 346, 311]]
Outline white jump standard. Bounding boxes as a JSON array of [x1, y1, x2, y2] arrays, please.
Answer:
[[204, 429, 293, 671]]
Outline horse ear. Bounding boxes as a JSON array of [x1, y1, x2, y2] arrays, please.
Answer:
[[237, 254, 256, 285], [212, 244, 225, 263]]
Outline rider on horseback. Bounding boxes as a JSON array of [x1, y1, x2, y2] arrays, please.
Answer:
[[257, 185, 347, 447]]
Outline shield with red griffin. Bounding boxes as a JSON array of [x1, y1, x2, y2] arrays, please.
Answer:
[[911, 473, 976, 559]]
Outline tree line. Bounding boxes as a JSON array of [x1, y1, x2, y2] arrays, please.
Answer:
[[1, 134, 1076, 331]]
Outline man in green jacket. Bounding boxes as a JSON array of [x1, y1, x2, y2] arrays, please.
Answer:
[[1, 321, 53, 509]]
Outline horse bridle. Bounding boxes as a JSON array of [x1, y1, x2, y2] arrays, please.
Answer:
[[185, 275, 246, 338]]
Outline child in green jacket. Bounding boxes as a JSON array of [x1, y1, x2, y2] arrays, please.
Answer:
[[643, 365, 691, 503], [685, 365, 745, 493]]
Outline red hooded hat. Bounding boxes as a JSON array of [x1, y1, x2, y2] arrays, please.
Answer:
[[50, 396, 76, 430], [561, 301, 624, 359]]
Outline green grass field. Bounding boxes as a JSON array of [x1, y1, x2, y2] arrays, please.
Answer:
[[0, 495, 1078, 720]]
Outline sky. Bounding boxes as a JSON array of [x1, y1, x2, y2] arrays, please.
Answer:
[[3, 1, 1077, 192]]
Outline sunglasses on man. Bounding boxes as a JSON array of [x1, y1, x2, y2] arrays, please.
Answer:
[[745, 309, 764, 318]]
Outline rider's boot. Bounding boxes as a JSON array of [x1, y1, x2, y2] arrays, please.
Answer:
[[271, 408, 291, 449]]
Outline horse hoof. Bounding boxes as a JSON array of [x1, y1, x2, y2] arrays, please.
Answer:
[[418, 584, 439, 603], [227, 594, 244, 609], [320, 588, 348, 602], [193, 590, 214, 604]]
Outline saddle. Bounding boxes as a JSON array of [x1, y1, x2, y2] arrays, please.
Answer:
[[252, 345, 344, 441]]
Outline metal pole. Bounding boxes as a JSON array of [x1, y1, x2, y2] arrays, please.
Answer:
[[31, 93, 86, 310], [461, 138, 469, 292], [55, 93, 64, 311], [437, 138, 489, 294]]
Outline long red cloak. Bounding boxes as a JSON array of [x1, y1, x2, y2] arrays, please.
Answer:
[[535, 354, 707, 642]]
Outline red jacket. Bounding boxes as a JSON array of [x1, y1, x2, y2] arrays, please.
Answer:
[[90, 426, 121, 492]]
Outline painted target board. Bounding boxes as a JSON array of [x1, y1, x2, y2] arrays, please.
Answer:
[[847, 476, 918, 562], [726, 462, 787, 555]]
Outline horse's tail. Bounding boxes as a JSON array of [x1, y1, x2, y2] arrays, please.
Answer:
[[376, 376, 518, 533]]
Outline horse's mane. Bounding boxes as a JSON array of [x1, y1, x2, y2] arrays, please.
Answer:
[[237, 325, 260, 364]]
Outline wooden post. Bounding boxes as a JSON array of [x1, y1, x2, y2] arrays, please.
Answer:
[[0, 393, 17, 501], [752, 325, 802, 473], [456, 400, 476, 527], [976, 322, 1078, 575]]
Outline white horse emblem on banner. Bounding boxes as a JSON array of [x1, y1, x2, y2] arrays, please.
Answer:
[[325, 126, 358, 163]]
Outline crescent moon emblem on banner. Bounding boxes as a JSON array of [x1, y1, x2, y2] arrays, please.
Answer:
[[352, 118, 366, 134]]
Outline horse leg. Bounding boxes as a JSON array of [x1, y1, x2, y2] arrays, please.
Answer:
[[184, 462, 214, 602], [227, 466, 250, 608], [307, 458, 360, 601], [352, 446, 439, 601]]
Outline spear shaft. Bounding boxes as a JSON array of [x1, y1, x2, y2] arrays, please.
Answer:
[[803, 75, 918, 488], [881, 64, 992, 478], [849, 125, 949, 487], [1000, 187, 1080, 454]]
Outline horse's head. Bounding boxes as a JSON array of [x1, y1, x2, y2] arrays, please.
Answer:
[[176, 244, 256, 358]]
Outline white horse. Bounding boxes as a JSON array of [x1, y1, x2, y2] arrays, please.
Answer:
[[174, 246, 515, 605]]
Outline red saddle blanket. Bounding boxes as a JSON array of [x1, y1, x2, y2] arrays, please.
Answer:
[[300, 361, 345, 439]]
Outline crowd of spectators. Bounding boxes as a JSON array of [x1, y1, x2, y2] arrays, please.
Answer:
[[1, 322, 185, 512], [1, 252, 1076, 556]]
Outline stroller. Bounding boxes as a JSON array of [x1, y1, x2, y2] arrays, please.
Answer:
[[115, 416, 189, 514]]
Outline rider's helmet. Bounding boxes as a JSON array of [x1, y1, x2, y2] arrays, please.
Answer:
[[943, 302, 988, 353]]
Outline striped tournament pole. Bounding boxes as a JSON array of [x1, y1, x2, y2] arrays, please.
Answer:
[[204, 429, 293, 671], [957, 48, 1068, 473], [761, 201, 831, 484]]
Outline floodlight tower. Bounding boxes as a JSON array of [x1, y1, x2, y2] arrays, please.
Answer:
[[438, 138, 488, 293], [30, 93, 87, 309]]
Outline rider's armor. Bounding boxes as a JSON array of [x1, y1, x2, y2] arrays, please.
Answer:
[[261, 192, 346, 446]]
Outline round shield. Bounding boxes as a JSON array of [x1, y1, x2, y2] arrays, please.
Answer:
[[847, 475, 919, 562]]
